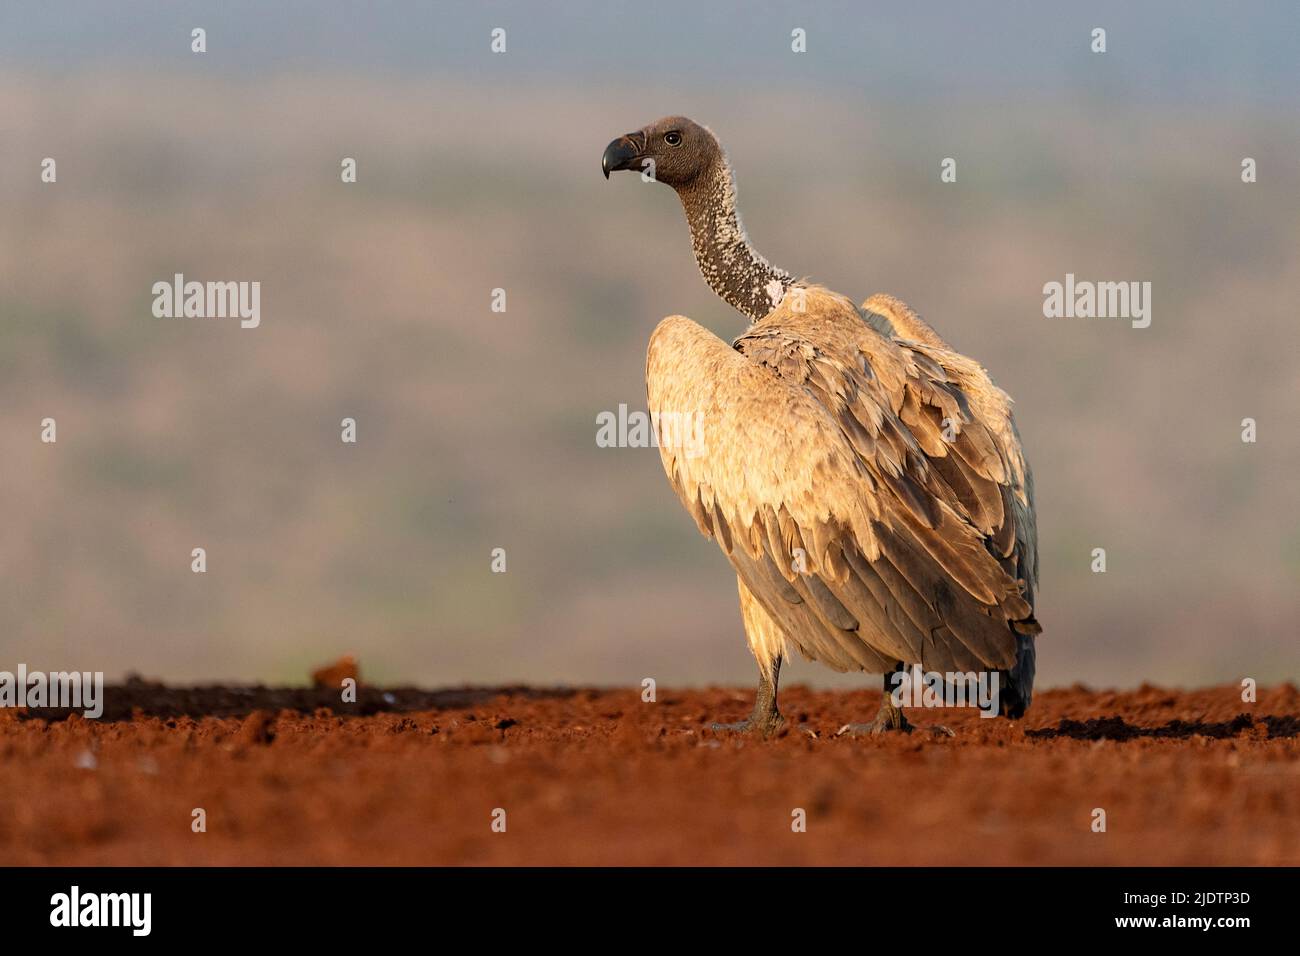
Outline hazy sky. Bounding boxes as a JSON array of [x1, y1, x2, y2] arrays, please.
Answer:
[[3, 1, 1298, 105], [4, 4, 1297, 688]]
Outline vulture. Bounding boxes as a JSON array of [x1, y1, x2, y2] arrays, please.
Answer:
[[602, 117, 1040, 735]]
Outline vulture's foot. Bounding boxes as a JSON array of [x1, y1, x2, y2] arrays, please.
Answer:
[[835, 717, 956, 738], [712, 662, 785, 736], [835, 696, 953, 738], [710, 712, 786, 738], [836, 714, 913, 738]]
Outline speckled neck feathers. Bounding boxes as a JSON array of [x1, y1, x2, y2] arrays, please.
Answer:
[[677, 155, 795, 323]]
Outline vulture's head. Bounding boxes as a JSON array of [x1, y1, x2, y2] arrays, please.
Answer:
[[601, 116, 720, 189]]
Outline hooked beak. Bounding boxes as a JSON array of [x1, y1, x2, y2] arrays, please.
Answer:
[[602, 132, 644, 179]]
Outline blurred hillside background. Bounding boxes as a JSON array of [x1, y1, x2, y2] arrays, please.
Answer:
[[1, 1, 1297, 689]]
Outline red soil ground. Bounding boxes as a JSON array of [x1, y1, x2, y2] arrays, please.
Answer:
[[1, 680, 1297, 866]]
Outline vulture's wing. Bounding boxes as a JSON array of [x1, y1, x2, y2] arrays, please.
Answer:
[[645, 291, 1038, 675], [859, 291, 1039, 605]]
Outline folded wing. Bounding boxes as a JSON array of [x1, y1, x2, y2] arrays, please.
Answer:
[[645, 287, 1039, 675]]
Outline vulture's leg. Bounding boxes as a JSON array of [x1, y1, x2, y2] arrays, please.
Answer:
[[711, 655, 785, 736], [710, 578, 788, 736], [837, 664, 952, 737]]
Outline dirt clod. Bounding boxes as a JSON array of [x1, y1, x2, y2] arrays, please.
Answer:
[[311, 655, 359, 690], [234, 710, 276, 746]]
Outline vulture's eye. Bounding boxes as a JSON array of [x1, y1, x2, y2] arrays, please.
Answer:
[[664, 131, 683, 147]]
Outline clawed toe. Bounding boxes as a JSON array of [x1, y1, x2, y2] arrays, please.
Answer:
[[710, 714, 785, 737], [710, 719, 753, 733], [835, 717, 913, 738], [835, 717, 955, 738]]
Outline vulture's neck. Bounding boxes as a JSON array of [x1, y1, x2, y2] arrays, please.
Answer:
[[678, 158, 795, 323]]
